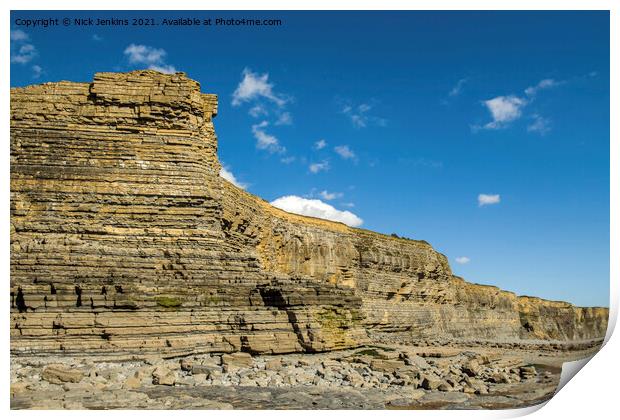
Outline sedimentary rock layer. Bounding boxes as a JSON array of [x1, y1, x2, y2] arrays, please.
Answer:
[[221, 183, 608, 342], [10, 71, 608, 357]]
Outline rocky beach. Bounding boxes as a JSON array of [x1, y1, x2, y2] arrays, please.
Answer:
[[11, 339, 602, 409]]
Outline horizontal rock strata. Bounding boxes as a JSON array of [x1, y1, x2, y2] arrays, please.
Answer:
[[10, 70, 608, 357], [220, 184, 608, 342]]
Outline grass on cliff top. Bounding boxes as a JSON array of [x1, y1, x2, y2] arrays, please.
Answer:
[[155, 296, 182, 308]]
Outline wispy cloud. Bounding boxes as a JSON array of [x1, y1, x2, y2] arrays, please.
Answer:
[[455, 256, 471, 264], [274, 111, 292, 126], [232, 68, 287, 107], [248, 104, 268, 118], [527, 114, 552, 136], [478, 194, 501, 207], [341, 101, 386, 128], [314, 139, 327, 150], [475, 78, 563, 132], [524, 78, 561, 97], [252, 121, 285, 154], [219, 164, 248, 189], [334, 144, 357, 162], [449, 78, 468, 97], [232, 68, 294, 159], [123, 44, 176, 73], [92, 34, 103, 42], [334, 145, 357, 161], [10, 29, 29, 42], [10, 30, 37, 65], [318, 190, 343, 200], [31, 64, 43, 79], [270, 195, 363, 227], [309, 160, 329, 174]]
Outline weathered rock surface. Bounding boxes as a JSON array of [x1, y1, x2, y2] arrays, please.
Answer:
[[41, 364, 84, 384], [10, 70, 608, 360], [10, 71, 366, 357]]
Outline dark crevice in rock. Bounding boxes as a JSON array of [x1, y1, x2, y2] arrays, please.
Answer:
[[16, 287, 28, 313], [75, 285, 82, 307]]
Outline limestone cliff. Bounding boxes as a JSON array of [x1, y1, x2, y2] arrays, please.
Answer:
[[10, 71, 608, 357]]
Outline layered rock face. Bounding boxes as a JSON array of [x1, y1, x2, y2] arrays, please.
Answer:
[[10, 71, 608, 358], [221, 185, 608, 343], [10, 71, 365, 356]]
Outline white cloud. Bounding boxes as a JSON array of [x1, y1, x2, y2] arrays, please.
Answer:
[[481, 95, 526, 129], [527, 114, 551, 135], [11, 31, 41, 74], [334, 145, 356, 160], [92, 34, 103, 42], [123, 44, 177, 74], [525, 78, 560, 97], [232, 68, 287, 107], [233, 69, 292, 153], [31, 65, 43, 79], [275, 111, 292, 126], [309, 160, 329, 174], [449, 78, 468, 97], [280, 156, 296, 164], [341, 102, 386, 128], [219, 164, 248, 189], [11, 35, 37, 65], [10, 30, 29, 42], [252, 121, 285, 154], [148, 64, 177, 74], [478, 194, 501, 207], [475, 78, 564, 131], [270, 195, 363, 227], [455, 256, 471, 264], [124, 44, 165, 64], [249, 105, 268, 118], [318, 190, 343, 200], [314, 139, 327, 150]]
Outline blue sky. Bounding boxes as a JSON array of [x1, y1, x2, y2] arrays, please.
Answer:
[[10, 11, 610, 307]]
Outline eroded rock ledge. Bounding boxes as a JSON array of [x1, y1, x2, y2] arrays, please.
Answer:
[[10, 70, 608, 358]]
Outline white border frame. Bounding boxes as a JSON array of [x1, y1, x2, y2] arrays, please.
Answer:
[[3, 2, 617, 419]]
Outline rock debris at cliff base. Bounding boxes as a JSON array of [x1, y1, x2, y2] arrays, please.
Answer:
[[11, 342, 600, 409], [12, 342, 600, 410]]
